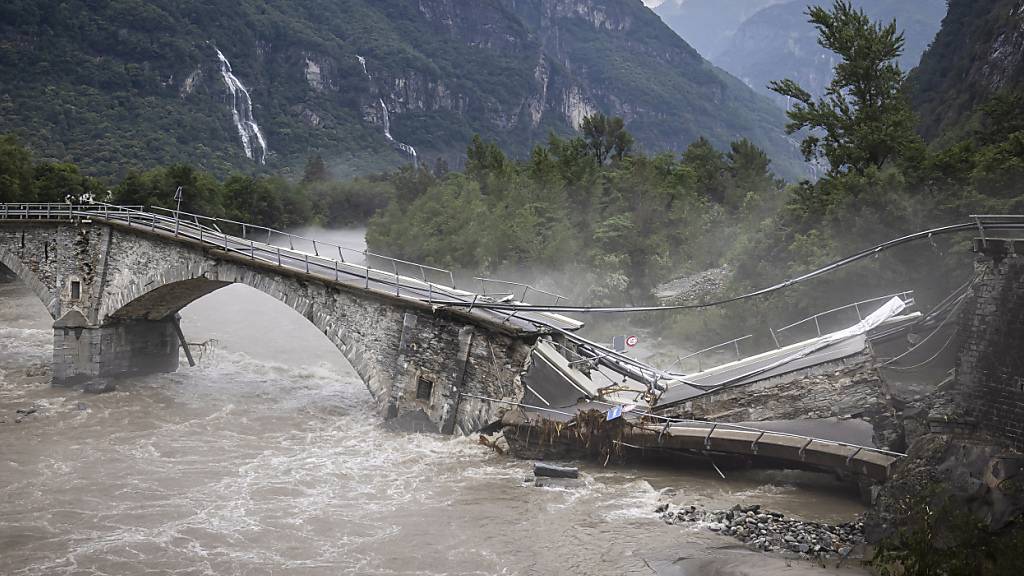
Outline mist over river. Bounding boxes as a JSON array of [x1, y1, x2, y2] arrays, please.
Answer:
[[1, 250, 870, 575]]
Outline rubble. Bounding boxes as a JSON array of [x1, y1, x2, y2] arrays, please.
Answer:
[[659, 503, 865, 559]]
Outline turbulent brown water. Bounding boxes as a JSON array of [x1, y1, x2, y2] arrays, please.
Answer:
[[0, 279, 871, 576]]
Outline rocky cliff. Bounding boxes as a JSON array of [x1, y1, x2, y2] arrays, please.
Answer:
[[909, 0, 1024, 143], [0, 0, 803, 180]]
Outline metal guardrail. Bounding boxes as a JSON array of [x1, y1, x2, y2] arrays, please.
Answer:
[[771, 291, 915, 346], [0, 202, 464, 304], [148, 206, 456, 288], [474, 277, 565, 306], [971, 214, 1024, 248], [665, 334, 753, 373]]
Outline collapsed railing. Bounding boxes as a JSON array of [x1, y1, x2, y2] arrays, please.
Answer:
[[771, 291, 915, 347]]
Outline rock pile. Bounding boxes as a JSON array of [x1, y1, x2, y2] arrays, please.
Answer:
[[657, 503, 864, 558], [654, 266, 731, 305]]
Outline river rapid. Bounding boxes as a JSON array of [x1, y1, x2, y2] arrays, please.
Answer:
[[0, 276, 871, 576]]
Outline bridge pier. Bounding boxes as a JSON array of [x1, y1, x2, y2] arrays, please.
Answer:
[[52, 311, 179, 385]]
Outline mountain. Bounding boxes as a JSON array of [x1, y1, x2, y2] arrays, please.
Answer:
[[651, 0, 785, 59], [909, 0, 1024, 143], [714, 0, 947, 107], [0, 0, 803, 181]]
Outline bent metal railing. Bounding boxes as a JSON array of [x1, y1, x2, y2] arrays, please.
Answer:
[[0, 202, 472, 306], [771, 291, 916, 347]]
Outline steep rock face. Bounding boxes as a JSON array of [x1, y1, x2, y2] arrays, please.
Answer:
[[909, 0, 1024, 142], [714, 0, 946, 108], [0, 0, 801, 179]]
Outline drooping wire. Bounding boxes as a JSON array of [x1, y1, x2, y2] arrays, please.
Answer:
[[432, 220, 1024, 315]]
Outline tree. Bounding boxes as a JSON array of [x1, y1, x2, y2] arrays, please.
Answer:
[[682, 137, 727, 203], [580, 113, 634, 165], [301, 154, 329, 184], [769, 0, 919, 176], [0, 135, 36, 202]]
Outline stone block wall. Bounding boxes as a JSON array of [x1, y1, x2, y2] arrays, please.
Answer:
[[53, 319, 180, 383], [958, 244, 1024, 449]]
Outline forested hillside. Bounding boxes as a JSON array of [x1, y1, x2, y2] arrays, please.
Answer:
[[0, 0, 803, 180]]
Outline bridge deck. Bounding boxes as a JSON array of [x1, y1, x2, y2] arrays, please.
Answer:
[[0, 204, 582, 334]]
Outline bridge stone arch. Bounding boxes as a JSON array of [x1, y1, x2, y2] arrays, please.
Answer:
[[1, 245, 61, 318], [0, 220, 537, 434], [98, 260, 411, 422]]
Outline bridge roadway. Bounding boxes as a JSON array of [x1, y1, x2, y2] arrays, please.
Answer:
[[0, 203, 582, 334]]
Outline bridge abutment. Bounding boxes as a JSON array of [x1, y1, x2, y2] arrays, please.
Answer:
[[52, 313, 180, 385]]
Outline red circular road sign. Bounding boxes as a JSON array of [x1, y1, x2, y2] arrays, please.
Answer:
[[626, 335, 639, 348]]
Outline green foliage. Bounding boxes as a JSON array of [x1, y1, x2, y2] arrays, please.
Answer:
[[0, 135, 105, 203], [366, 115, 781, 304], [770, 0, 920, 175], [580, 114, 634, 165]]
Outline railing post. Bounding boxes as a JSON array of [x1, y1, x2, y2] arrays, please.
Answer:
[[814, 316, 822, 337], [277, 247, 282, 266], [334, 259, 339, 282], [304, 254, 309, 274], [854, 302, 862, 321], [428, 282, 433, 304], [522, 285, 531, 303], [250, 241, 255, 259], [338, 246, 345, 263], [313, 240, 319, 257], [734, 340, 741, 359], [975, 215, 987, 248], [770, 327, 781, 349], [393, 260, 400, 296]]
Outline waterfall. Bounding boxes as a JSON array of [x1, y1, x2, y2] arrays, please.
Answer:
[[214, 46, 268, 164], [356, 55, 418, 167], [379, 98, 418, 164]]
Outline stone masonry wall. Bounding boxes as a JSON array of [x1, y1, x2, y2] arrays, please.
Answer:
[[957, 244, 1024, 449], [0, 221, 534, 434], [663, 352, 900, 450]]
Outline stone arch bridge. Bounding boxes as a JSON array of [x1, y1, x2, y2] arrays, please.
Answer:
[[0, 204, 582, 434]]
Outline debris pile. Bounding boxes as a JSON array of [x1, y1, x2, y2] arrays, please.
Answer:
[[657, 503, 865, 558]]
